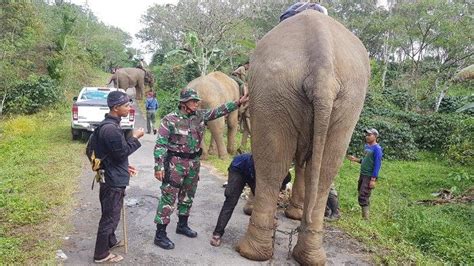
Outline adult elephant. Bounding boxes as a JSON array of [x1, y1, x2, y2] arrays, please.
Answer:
[[110, 67, 154, 100], [236, 10, 370, 265], [187, 71, 240, 159]]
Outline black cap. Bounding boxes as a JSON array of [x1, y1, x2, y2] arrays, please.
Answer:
[[107, 91, 130, 108]]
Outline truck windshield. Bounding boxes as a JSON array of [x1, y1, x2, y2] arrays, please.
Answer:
[[81, 90, 109, 100]]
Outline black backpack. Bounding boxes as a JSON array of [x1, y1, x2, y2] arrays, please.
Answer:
[[85, 122, 113, 171]]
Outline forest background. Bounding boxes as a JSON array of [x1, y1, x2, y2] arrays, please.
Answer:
[[0, 0, 472, 264]]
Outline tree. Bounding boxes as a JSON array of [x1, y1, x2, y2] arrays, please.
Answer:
[[138, 0, 255, 76], [0, 2, 41, 115]]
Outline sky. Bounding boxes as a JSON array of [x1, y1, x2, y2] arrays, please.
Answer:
[[70, 0, 178, 63]]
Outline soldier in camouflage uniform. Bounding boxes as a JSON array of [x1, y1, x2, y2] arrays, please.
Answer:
[[153, 88, 249, 250]]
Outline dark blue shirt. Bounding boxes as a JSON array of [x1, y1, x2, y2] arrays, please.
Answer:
[[280, 2, 326, 22], [146, 97, 159, 111], [229, 153, 255, 182]]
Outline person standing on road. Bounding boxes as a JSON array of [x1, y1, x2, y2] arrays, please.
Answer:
[[347, 128, 383, 220], [153, 88, 249, 250], [210, 153, 291, 247], [93, 91, 144, 263], [145, 90, 159, 134]]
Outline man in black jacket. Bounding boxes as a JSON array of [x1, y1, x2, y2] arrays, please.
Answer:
[[93, 91, 144, 263]]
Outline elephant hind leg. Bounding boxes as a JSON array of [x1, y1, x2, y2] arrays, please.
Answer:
[[237, 119, 297, 261], [226, 111, 238, 155], [285, 163, 305, 220], [293, 94, 365, 265], [208, 118, 228, 159]]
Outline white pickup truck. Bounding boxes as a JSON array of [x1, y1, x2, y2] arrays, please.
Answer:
[[71, 87, 135, 140]]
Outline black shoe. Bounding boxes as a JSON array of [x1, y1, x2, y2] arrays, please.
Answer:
[[176, 216, 198, 238], [153, 129, 157, 135], [154, 226, 175, 249]]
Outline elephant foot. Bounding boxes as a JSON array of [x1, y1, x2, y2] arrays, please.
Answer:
[[292, 229, 326, 265], [285, 202, 303, 220], [236, 224, 273, 261], [208, 148, 217, 155]]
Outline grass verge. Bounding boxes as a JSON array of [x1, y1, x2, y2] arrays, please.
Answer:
[[0, 70, 109, 263], [0, 108, 84, 263]]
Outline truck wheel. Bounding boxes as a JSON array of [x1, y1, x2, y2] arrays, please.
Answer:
[[82, 131, 92, 141], [72, 129, 81, 140]]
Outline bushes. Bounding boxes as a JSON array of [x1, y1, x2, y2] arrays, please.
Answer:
[[152, 61, 201, 117], [443, 118, 474, 165], [349, 115, 418, 160], [4, 75, 63, 115], [156, 89, 179, 118], [352, 95, 473, 165]]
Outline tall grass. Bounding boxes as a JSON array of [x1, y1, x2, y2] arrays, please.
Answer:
[[0, 109, 84, 263]]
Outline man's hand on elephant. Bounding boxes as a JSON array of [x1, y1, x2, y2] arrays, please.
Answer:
[[133, 128, 145, 139], [369, 177, 376, 189], [155, 170, 164, 181], [238, 94, 250, 106]]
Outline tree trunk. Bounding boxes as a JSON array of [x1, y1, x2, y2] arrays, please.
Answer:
[[434, 89, 445, 113], [381, 32, 390, 90], [0, 93, 7, 116], [434, 77, 448, 113]]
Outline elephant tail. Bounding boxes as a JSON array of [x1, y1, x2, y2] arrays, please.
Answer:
[[305, 81, 337, 224]]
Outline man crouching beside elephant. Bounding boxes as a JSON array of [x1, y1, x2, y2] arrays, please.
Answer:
[[152, 88, 249, 250]]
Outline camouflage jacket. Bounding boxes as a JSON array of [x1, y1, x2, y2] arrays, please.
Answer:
[[154, 101, 239, 172]]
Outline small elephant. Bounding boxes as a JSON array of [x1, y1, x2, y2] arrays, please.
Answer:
[[187, 71, 240, 159], [109, 67, 154, 100], [236, 11, 370, 265]]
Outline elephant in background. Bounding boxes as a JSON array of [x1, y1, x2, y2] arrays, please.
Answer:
[[108, 67, 154, 100], [187, 71, 241, 159], [236, 11, 370, 265]]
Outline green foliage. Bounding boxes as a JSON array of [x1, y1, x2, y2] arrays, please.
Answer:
[[152, 58, 200, 117], [443, 118, 474, 166], [0, 109, 84, 263], [349, 115, 418, 160], [336, 157, 474, 264], [0, 2, 135, 116], [156, 89, 180, 118], [4, 75, 62, 115]]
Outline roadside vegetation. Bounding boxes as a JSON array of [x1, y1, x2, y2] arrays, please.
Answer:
[[0, 2, 135, 263], [1, 0, 472, 264]]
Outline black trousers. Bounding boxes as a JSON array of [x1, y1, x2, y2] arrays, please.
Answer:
[[357, 174, 373, 207], [213, 169, 255, 236], [94, 182, 125, 260]]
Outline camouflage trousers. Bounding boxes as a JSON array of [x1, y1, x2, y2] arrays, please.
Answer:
[[154, 155, 201, 225]]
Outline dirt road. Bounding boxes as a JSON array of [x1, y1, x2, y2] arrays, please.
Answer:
[[61, 106, 372, 265]]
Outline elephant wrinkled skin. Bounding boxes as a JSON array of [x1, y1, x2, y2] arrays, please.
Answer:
[[110, 67, 154, 100], [187, 71, 240, 159], [236, 11, 370, 265]]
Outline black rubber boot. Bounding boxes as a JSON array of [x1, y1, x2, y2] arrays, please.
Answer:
[[325, 194, 340, 222], [176, 215, 198, 238], [362, 206, 370, 220], [154, 224, 175, 249]]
